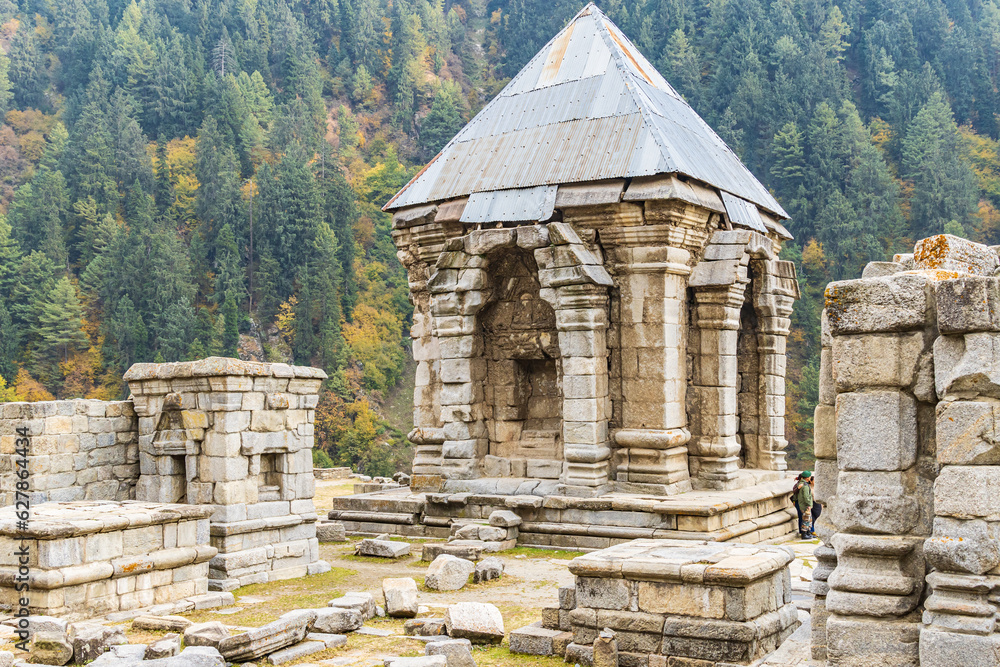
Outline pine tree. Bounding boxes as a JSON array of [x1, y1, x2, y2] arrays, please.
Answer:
[[34, 276, 89, 367], [419, 87, 463, 159], [0, 300, 20, 384], [222, 294, 240, 357], [901, 92, 978, 236], [6, 168, 70, 269], [0, 47, 12, 118]]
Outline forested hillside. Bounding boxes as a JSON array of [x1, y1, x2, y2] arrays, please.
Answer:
[[0, 0, 997, 471]]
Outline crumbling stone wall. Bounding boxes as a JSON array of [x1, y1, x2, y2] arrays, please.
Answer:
[[813, 234, 1000, 666], [0, 400, 138, 506]]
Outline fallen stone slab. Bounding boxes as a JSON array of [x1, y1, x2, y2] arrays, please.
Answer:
[[509, 623, 567, 656], [217, 612, 312, 662], [145, 634, 181, 659], [144, 646, 225, 667], [358, 539, 411, 559], [311, 608, 363, 634], [383, 578, 419, 618], [267, 640, 327, 665], [473, 557, 503, 584], [425, 555, 475, 591], [328, 592, 377, 620], [183, 621, 231, 648], [488, 510, 521, 528], [356, 626, 394, 637], [421, 543, 483, 562], [70, 623, 128, 663], [444, 602, 504, 644], [426, 639, 475, 667], [306, 633, 347, 649], [132, 616, 193, 632], [29, 630, 73, 666], [384, 657, 448, 667], [19, 616, 68, 638]]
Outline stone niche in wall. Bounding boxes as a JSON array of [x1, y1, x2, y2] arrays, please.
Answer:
[[480, 247, 563, 479]]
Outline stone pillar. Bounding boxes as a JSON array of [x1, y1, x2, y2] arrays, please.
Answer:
[[751, 260, 797, 471], [125, 357, 330, 589], [609, 245, 692, 495], [687, 274, 747, 489], [823, 271, 933, 667], [810, 309, 838, 661], [427, 235, 493, 481], [536, 223, 613, 496], [919, 273, 1000, 665]]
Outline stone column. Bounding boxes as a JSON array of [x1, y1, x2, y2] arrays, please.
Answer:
[[919, 274, 1000, 664], [687, 270, 747, 489], [609, 245, 692, 495], [427, 236, 493, 481], [536, 223, 613, 496], [751, 260, 797, 471], [810, 309, 838, 661], [823, 271, 932, 667]]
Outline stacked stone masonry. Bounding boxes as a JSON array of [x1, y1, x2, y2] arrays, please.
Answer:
[[0, 357, 331, 595], [812, 233, 1000, 667], [0, 400, 138, 506], [0, 501, 216, 621], [394, 176, 800, 500], [562, 539, 800, 666]]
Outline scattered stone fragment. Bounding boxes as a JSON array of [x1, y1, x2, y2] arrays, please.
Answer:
[[422, 543, 482, 562], [404, 618, 447, 637], [444, 602, 505, 644], [29, 630, 73, 666], [317, 521, 348, 542], [452, 524, 482, 541], [311, 608, 363, 634], [24, 616, 68, 638], [144, 645, 225, 667], [267, 640, 326, 665], [592, 629, 618, 667], [384, 656, 448, 667], [69, 623, 128, 663], [426, 638, 476, 667], [328, 592, 377, 620], [133, 616, 193, 633], [393, 472, 412, 486], [357, 539, 411, 559], [425, 555, 475, 591], [488, 510, 521, 528], [305, 633, 347, 649], [558, 586, 575, 610], [509, 624, 566, 656], [473, 557, 503, 584], [145, 634, 181, 659], [383, 577, 419, 617], [183, 622, 231, 648]]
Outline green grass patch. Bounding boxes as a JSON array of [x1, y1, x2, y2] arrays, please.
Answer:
[[503, 547, 584, 560]]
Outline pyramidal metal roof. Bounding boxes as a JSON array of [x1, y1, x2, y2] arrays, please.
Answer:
[[384, 3, 788, 220]]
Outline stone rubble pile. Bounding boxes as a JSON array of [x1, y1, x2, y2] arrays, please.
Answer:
[[813, 234, 1000, 667]]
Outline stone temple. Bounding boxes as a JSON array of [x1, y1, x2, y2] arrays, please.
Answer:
[[331, 3, 802, 547]]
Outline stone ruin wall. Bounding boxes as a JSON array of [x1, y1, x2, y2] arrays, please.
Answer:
[[0, 400, 139, 506], [0, 357, 329, 590], [811, 234, 1000, 667]]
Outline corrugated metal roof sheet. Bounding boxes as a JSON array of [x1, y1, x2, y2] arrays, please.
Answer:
[[461, 186, 558, 223], [721, 191, 768, 234], [385, 3, 788, 221]]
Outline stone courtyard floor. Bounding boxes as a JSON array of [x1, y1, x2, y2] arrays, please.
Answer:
[[0, 480, 821, 666]]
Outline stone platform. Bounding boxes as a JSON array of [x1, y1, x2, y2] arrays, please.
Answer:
[[0, 501, 221, 621], [328, 472, 797, 549]]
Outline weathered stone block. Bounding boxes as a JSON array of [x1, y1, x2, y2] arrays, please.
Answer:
[[383, 577, 419, 618], [444, 602, 505, 643], [934, 332, 1000, 399], [425, 555, 475, 591], [914, 234, 998, 275], [826, 616, 919, 667], [825, 273, 928, 335], [832, 333, 924, 391], [836, 391, 916, 471], [935, 465, 1000, 520], [936, 400, 1000, 465], [833, 471, 920, 535], [576, 577, 631, 610], [935, 276, 1000, 333]]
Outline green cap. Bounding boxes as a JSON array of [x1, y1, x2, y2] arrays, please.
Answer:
[[801, 470, 812, 478]]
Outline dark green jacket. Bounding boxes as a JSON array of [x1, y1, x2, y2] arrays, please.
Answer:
[[793, 481, 814, 512]]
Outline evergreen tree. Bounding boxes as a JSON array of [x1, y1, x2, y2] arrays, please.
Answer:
[[6, 168, 71, 269], [0, 47, 12, 118], [419, 87, 463, 159], [34, 276, 89, 368], [0, 301, 20, 384], [901, 92, 978, 236]]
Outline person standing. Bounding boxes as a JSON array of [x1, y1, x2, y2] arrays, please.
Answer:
[[791, 471, 815, 539]]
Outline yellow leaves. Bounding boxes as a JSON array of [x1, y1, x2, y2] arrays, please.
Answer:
[[0, 374, 19, 402], [14, 368, 54, 402], [801, 239, 827, 273], [152, 137, 200, 227], [5, 109, 58, 163], [960, 126, 1000, 201], [343, 303, 405, 394], [869, 117, 892, 153], [354, 215, 375, 250], [276, 295, 298, 345]]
